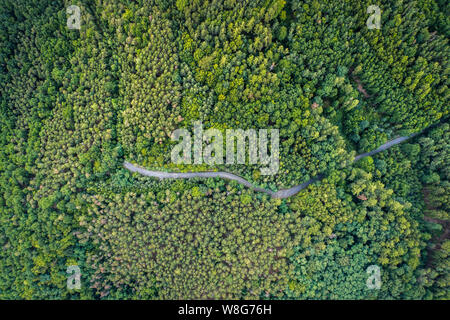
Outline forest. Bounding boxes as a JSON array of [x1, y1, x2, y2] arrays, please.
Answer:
[[0, 0, 448, 299]]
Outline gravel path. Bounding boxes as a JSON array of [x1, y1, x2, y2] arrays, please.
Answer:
[[124, 132, 418, 199]]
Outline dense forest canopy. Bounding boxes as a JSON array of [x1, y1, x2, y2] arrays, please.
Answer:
[[0, 0, 448, 299]]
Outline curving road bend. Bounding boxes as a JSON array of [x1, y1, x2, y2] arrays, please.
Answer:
[[124, 132, 419, 199]]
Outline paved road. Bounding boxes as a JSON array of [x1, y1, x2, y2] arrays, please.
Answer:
[[124, 132, 418, 199], [353, 134, 418, 161]]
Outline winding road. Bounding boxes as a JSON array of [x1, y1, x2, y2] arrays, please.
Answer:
[[124, 133, 419, 199]]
